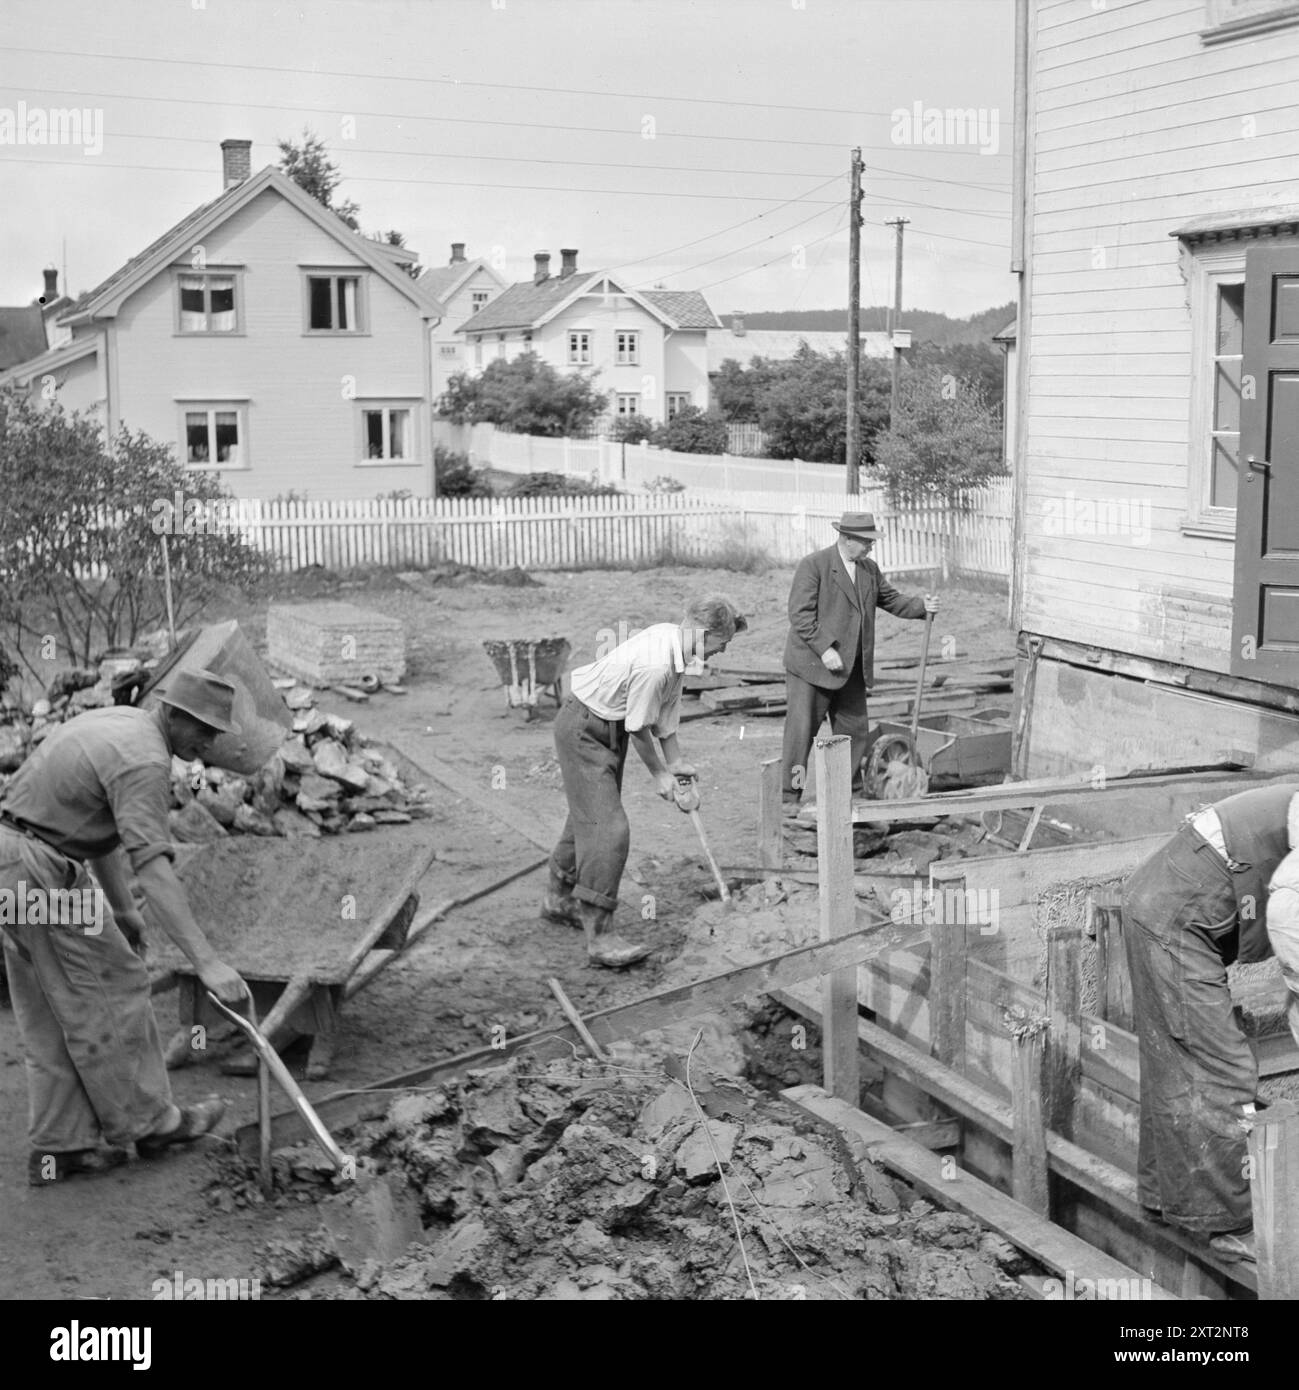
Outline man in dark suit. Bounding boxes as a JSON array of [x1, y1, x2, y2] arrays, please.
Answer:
[[781, 511, 938, 808]]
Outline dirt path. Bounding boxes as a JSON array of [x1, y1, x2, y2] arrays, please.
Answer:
[[0, 567, 1013, 1300]]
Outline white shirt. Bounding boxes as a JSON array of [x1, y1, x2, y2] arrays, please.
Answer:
[[570, 623, 685, 736], [836, 540, 860, 591]]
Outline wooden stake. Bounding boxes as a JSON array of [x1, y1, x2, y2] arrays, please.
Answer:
[[929, 874, 967, 1072], [1091, 887, 1133, 1031], [1044, 922, 1082, 1142], [759, 757, 783, 873], [159, 533, 177, 652], [1247, 1099, 1299, 1300], [813, 734, 858, 1103], [1010, 1016, 1050, 1217]]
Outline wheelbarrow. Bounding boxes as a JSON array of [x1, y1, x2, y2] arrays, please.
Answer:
[[154, 823, 436, 1079], [483, 637, 570, 719]]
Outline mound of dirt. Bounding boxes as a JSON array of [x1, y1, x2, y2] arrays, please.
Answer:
[[242, 1053, 1028, 1301]]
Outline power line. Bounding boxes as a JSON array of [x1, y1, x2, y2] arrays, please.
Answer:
[[693, 221, 850, 294], [6, 83, 1011, 157], [0, 43, 904, 120]]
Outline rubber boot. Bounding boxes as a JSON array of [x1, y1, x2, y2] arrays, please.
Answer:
[[577, 902, 651, 969], [540, 868, 583, 929]]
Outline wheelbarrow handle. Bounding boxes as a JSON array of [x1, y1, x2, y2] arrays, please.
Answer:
[[909, 610, 935, 747], [204, 989, 349, 1172]]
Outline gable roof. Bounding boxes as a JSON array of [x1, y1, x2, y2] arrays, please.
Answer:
[[0, 333, 99, 386], [992, 317, 1017, 343], [60, 166, 445, 326], [457, 271, 718, 335], [640, 290, 720, 330], [418, 258, 506, 306], [0, 305, 49, 371], [706, 328, 892, 373]]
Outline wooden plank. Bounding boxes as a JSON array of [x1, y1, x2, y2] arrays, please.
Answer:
[[700, 683, 787, 711], [758, 757, 782, 873], [243, 912, 927, 1154], [1092, 886, 1134, 1031], [1247, 1099, 1299, 1300], [814, 735, 859, 1104], [1010, 1021, 1051, 1217], [783, 1085, 1177, 1300], [823, 766, 1255, 827]]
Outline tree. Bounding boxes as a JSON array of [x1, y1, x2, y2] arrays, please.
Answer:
[[650, 406, 728, 454], [871, 364, 1005, 503], [278, 128, 362, 231], [0, 387, 269, 676], [911, 341, 1004, 414], [608, 414, 654, 445], [756, 346, 891, 467], [436, 352, 607, 437], [712, 355, 781, 422]]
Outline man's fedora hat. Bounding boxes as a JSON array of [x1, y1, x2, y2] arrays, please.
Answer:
[[157, 669, 241, 735], [831, 511, 882, 539]]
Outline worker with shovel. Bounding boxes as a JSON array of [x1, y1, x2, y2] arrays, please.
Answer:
[[0, 670, 250, 1185], [780, 511, 938, 811], [544, 595, 746, 968]]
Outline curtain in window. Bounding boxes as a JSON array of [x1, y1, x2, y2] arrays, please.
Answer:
[[215, 412, 239, 463], [185, 411, 209, 463], [209, 278, 236, 332], [339, 278, 357, 331], [179, 277, 206, 332], [389, 410, 408, 459]]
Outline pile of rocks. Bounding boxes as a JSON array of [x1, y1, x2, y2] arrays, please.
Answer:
[[170, 705, 434, 842]]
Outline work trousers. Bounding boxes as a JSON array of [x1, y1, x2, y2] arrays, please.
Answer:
[[0, 825, 173, 1153], [550, 696, 631, 912], [1121, 822, 1255, 1235], [780, 659, 871, 801]]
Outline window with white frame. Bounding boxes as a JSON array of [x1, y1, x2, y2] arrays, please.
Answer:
[[305, 273, 364, 332], [177, 272, 238, 333], [616, 393, 640, 416], [360, 405, 413, 463], [568, 331, 592, 364], [497, 334, 507, 360], [667, 392, 690, 418], [1186, 249, 1246, 530], [183, 405, 244, 467], [440, 343, 459, 358], [471, 290, 490, 311], [615, 330, 640, 365]]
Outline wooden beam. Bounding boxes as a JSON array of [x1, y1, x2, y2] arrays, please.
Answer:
[[758, 757, 783, 873], [1091, 886, 1134, 1032], [1247, 1099, 1299, 1300], [1009, 1018, 1050, 1217], [814, 735, 859, 1104], [801, 765, 1265, 828], [783, 1085, 1177, 1300], [240, 913, 928, 1155]]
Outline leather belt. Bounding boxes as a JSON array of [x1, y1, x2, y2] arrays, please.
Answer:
[[0, 811, 81, 864]]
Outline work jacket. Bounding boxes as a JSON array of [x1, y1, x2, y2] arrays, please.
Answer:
[[782, 545, 926, 691]]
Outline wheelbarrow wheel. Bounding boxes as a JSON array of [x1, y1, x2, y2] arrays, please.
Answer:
[[864, 735, 929, 801]]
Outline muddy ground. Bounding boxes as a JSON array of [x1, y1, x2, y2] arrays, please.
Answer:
[[0, 566, 1014, 1300]]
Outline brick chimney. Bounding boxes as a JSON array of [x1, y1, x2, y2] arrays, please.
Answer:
[[450, 242, 466, 264], [559, 248, 578, 279], [220, 138, 252, 189], [731, 310, 746, 337], [534, 252, 551, 285], [42, 267, 58, 302]]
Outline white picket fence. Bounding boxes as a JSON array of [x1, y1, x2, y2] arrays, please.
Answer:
[[434, 420, 847, 493], [225, 485, 1012, 579]]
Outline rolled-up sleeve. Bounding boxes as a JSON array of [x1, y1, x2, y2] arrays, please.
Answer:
[[104, 766, 176, 872]]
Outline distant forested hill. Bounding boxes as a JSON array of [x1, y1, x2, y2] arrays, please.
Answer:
[[742, 302, 1016, 347]]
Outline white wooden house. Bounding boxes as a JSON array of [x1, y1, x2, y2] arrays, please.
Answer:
[[420, 243, 508, 403], [1009, 0, 1299, 777], [455, 251, 719, 424], [2, 140, 448, 499]]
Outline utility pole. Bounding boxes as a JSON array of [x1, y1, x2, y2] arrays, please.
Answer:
[[887, 217, 909, 426], [845, 147, 864, 494]]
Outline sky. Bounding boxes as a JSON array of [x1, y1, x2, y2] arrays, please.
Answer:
[[0, 0, 1015, 323]]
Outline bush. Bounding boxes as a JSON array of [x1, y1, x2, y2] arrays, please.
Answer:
[[506, 471, 620, 498], [644, 475, 686, 493], [435, 446, 493, 497], [0, 386, 270, 676], [436, 351, 607, 437], [649, 406, 728, 454], [609, 415, 655, 445]]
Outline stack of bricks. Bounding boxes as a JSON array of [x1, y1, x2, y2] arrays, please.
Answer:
[[266, 601, 406, 687]]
